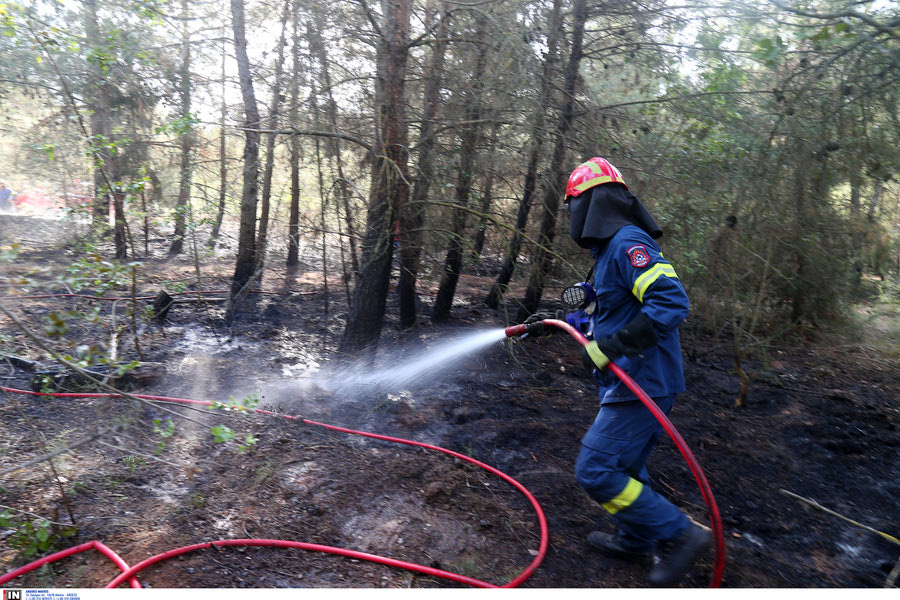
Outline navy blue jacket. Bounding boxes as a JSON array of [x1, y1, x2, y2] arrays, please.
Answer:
[[590, 225, 689, 403]]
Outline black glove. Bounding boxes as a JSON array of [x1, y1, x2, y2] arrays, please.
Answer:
[[523, 312, 553, 337], [582, 313, 659, 371], [523, 311, 565, 337]]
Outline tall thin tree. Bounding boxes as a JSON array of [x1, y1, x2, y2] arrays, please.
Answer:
[[208, 29, 229, 251], [286, 0, 302, 267], [339, 0, 411, 355], [254, 0, 292, 278], [228, 0, 262, 315], [432, 14, 490, 321], [485, 0, 562, 309], [82, 0, 113, 233], [169, 0, 193, 256], [398, 0, 449, 328], [308, 3, 360, 276], [517, 0, 588, 321]]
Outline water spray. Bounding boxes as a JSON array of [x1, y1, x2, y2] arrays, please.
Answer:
[[505, 318, 725, 588], [1, 321, 722, 588], [320, 328, 509, 395]]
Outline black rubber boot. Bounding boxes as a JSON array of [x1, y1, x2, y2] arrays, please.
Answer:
[[586, 531, 652, 561], [648, 522, 712, 587]]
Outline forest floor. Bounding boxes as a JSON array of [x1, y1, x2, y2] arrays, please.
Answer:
[[1, 212, 899, 589]]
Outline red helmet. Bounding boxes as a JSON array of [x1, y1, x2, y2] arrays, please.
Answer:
[[565, 157, 628, 198]]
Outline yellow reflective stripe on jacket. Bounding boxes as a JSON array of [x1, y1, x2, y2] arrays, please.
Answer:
[[632, 263, 677, 303], [601, 478, 643, 515]]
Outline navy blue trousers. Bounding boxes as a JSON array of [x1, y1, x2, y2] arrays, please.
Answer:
[[574, 395, 689, 551]]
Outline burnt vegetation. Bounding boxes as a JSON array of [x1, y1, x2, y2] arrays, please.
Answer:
[[1, 0, 900, 589]]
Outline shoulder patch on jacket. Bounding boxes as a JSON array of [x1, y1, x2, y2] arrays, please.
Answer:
[[626, 244, 651, 268]]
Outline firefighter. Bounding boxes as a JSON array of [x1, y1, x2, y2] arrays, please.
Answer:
[[0, 180, 16, 212], [564, 157, 710, 586]]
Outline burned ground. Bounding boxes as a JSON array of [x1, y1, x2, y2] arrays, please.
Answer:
[[1, 213, 899, 589]]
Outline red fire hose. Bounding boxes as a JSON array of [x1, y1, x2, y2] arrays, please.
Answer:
[[0, 386, 546, 589], [2, 319, 722, 587], [505, 319, 725, 588], [0, 540, 142, 589]]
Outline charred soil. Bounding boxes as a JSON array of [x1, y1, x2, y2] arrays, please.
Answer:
[[1, 214, 899, 589]]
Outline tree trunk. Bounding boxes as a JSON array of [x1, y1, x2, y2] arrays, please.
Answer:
[[208, 32, 228, 251], [867, 179, 884, 221], [112, 178, 127, 259], [471, 123, 501, 263], [339, 0, 411, 356], [517, 0, 588, 322], [83, 0, 112, 233], [228, 0, 262, 315], [307, 33, 329, 317], [398, 0, 449, 328], [432, 15, 489, 322], [309, 4, 359, 276], [169, 0, 192, 257], [254, 0, 292, 278], [485, 0, 561, 309], [286, 0, 302, 267]]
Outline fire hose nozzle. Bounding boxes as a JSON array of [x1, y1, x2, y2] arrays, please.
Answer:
[[504, 321, 547, 338], [504, 324, 529, 338]]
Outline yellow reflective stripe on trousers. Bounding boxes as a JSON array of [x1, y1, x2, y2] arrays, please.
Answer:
[[601, 478, 644, 515], [632, 263, 677, 303]]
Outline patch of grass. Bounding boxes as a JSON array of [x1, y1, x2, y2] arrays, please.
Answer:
[[255, 461, 278, 485], [444, 555, 487, 580], [853, 299, 900, 360]]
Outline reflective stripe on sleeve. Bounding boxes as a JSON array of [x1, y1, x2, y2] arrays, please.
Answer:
[[584, 340, 610, 369], [632, 263, 677, 303], [601, 477, 644, 515]]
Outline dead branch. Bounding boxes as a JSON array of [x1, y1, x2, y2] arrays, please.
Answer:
[[781, 489, 900, 588]]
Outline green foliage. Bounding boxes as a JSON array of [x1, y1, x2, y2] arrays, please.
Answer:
[[42, 311, 70, 337], [123, 455, 147, 473], [152, 418, 174, 455], [210, 425, 235, 443], [210, 420, 258, 453], [157, 114, 199, 137], [129, 0, 167, 23], [88, 133, 133, 158], [32, 373, 56, 394], [802, 22, 855, 47], [210, 393, 259, 413], [238, 434, 258, 454], [0, 3, 18, 36], [1, 243, 21, 262], [752, 36, 786, 68], [35, 141, 55, 160], [0, 509, 77, 559], [63, 254, 140, 294]]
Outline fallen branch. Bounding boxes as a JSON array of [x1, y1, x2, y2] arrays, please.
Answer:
[[780, 489, 899, 588], [0, 426, 107, 479], [0, 300, 216, 427]]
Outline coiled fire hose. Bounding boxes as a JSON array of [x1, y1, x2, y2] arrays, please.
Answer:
[[505, 319, 725, 588], [0, 386, 547, 588], [2, 319, 723, 588]]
